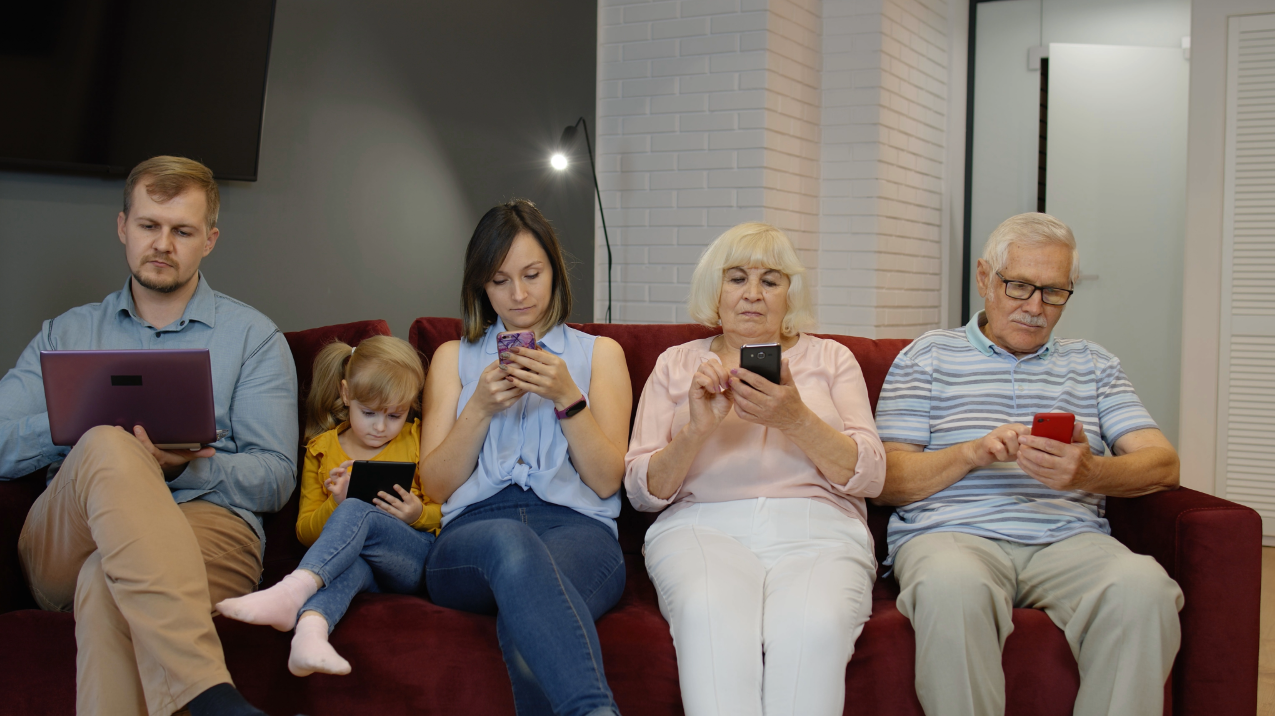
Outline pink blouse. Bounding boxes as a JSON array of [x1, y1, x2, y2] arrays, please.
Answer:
[[624, 334, 887, 531]]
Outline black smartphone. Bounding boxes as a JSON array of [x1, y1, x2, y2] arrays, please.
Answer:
[[739, 343, 781, 387], [346, 460, 416, 504]]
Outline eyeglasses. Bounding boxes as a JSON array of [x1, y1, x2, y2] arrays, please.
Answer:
[[996, 272, 1074, 306]]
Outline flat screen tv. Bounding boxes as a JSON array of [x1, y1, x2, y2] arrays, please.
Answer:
[[0, 0, 276, 181]]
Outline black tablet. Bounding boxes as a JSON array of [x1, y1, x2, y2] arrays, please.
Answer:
[[346, 460, 417, 504]]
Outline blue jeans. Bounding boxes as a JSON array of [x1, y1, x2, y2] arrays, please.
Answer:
[[297, 499, 434, 630], [426, 486, 626, 716]]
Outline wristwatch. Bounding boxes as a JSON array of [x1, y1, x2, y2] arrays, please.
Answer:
[[554, 394, 588, 420]]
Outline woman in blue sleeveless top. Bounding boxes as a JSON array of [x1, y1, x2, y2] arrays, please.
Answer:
[[419, 200, 632, 716]]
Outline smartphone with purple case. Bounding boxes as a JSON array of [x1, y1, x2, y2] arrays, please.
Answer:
[[496, 330, 536, 366]]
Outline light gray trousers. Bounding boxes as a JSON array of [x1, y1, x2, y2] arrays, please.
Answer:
[[893, 531, 1183, 716]]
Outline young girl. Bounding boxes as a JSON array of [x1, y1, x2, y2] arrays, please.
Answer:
[[419, 199, 632, 716], [216, 335, 441, 676]]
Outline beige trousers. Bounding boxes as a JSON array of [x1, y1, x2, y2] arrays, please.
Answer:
[[894, 530, 1183, 716], [17, 426, 262, 716]]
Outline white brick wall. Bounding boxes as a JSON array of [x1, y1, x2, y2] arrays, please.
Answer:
[[597, 0, 949, 338], [597, 0, 771, 323], [875, 0, 946, 338], [818, 0, 947, 337], [761, 0, 822, 262]]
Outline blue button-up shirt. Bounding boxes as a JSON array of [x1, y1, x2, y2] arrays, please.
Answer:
[[0, 275, 299, 551], [448, 319, 619, 537]]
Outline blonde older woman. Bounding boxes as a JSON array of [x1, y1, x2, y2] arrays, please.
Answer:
[[624, 223, 886, 716]]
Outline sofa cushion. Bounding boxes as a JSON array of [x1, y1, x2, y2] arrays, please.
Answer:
[[0, 470, 46, 613], [845, 600, 1081, 716], [0, 594, 1083, 716], [0, 610, 76, 714], [215, 557, 686, 716], [807, 334, 912, 413]]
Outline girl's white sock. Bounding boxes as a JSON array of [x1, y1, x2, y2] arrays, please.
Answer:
[[215, 570, 319, 631], [288, 613, 352, 677]]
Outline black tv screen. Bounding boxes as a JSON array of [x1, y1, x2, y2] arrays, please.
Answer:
[[0, 0, 275, 181]]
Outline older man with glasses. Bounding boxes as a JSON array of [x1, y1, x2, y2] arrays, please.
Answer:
[[873, 213, 1184, 716]]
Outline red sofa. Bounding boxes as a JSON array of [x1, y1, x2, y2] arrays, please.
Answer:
[[0, 317, 1261, 716]]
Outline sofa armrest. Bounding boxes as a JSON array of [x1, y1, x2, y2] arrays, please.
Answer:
[[0, 471, 46, 614], [1106, 487, 1261, 716]]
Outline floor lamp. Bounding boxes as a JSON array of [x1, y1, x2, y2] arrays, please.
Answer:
[[551, 117, 612, 323]]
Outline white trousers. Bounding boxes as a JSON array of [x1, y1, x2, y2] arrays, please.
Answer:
[[644, 497, 877, 716]]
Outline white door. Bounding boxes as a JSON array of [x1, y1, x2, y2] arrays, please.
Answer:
[[1045, 43, 1190, 445], [1217, 14, 1275, 538]]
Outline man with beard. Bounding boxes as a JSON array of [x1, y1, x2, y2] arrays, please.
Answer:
[[0, 156, 297, 716], [873, 213, 1183, 716]]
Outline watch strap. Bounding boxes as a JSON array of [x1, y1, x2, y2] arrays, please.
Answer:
[[554, 394, 588, 420]]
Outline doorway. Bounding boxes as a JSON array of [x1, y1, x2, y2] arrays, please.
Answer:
[[964, 0, 1191, 444]]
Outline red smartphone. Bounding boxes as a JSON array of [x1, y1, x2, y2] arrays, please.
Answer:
[[496, 331, 536, 366], [1031, 412, 1075, 443]]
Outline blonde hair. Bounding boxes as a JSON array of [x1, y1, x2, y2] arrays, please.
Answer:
[[304, 335, 426, 440], [982, 213, 1080, 284], [687, 222, 813, 337], [123, 156, 221, 231]]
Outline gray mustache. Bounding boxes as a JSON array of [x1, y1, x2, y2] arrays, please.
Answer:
[[1008, 310, 1047, 327]]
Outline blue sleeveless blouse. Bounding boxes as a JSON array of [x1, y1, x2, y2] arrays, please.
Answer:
[[444, 319, 620, 536]]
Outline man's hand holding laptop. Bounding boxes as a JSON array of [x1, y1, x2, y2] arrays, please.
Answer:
[[132, 424, 215, 479]]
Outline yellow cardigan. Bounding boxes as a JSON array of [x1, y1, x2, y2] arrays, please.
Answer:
[[296, 419, 441, 546]]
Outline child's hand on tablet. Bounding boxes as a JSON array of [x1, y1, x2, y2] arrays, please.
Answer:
[[325, 461, 353, 504], [374, 484, 424, 525]]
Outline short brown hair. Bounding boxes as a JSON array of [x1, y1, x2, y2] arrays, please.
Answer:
[[460, 199, 573, 343], [123, 156, 221, 231]]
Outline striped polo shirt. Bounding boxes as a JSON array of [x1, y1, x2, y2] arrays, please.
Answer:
[[875, 311, 1157, 564]]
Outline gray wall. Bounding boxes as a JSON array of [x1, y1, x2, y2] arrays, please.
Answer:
[[967, 0, 1192, 317], [0, 0, 598, 370]]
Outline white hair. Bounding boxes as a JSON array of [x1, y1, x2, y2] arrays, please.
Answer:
[[982, 213, 1081, 284], [687, 222, 814, 337]]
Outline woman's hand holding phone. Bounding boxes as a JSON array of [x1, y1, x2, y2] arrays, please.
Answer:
[[373, 484, 424, 524], [324, 460, 354, 504], [500, 344, 584, 411], [729, 359, 810, 431], [471, 361, 526, 418]]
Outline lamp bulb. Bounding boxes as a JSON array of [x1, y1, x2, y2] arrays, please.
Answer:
[[550, 153, 568, 170]]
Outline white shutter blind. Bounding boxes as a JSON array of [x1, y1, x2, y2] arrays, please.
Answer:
[[1219, 13, 1275, 538]]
